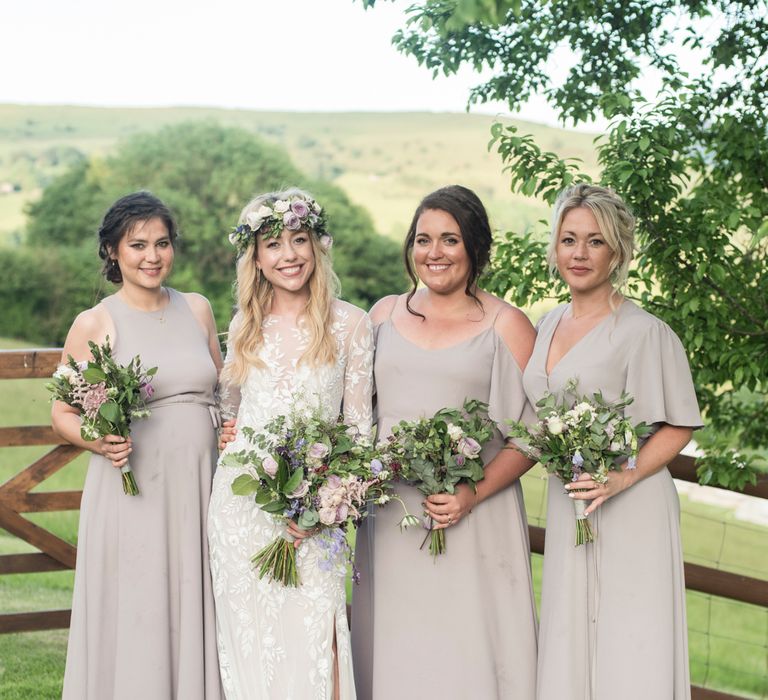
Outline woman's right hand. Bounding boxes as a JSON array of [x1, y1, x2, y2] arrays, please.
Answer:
[[95, 435, 132, 468], [218, 419, 237, 450]]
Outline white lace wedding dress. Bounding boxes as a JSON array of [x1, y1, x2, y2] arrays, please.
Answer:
[[208, 300, 373, 700]]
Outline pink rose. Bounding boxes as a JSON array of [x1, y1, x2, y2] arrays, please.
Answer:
[[262, 455, 279, 478], [308, 442, 330, 460]]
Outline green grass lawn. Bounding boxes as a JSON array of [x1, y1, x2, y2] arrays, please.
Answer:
[[1, 340, 766, 698]]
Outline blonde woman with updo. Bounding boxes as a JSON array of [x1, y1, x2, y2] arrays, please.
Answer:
[[207, 188, 373, 699], [522, 184, 702, 700]]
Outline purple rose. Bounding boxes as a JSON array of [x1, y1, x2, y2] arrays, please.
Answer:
[[336, 504, 349, 523], [455, 454, 466, 467], [262, 455, 279, 478], [290, 200, 310, 218], [283, 211, 301, 231], [141, 382, 155, 400], [458, 436, 482, 459]]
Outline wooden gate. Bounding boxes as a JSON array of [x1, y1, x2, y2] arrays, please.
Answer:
[[1, 348, 766, 699], [0, 348, 83, 633]]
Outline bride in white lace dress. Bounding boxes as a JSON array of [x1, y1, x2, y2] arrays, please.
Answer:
[[208, 189, 373, 700]]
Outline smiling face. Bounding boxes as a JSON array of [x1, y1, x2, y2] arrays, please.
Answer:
[[112, 217, 174, 291], [412, 208, 471, 294], [555, 206, 616, 296], [256, 227, 316, 297]]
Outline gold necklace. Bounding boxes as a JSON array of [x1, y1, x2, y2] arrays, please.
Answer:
[[149, 289, 169, 323]]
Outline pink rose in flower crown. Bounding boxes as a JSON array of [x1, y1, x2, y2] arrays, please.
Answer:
[[283, 211, 301, 231], [457, 436, 482, 459], [290, 199, 310, 218], [262, 455, 279, 478]]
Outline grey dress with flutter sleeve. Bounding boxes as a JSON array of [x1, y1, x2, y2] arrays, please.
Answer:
[[523, 300, 703, 700]]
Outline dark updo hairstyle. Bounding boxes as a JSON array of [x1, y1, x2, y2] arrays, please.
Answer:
[[403, 184, 492, 317], [97, 191, 178, 284]]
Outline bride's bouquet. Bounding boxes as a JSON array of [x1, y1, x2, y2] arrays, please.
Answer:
[[46, 338, 156, 496], [226, 411, 414, 587], [380, 399, 494, 557], [507, 378, 651, 545]]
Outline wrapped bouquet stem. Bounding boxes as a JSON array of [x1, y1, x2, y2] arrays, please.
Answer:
[[571, 496, 593, 546], [507, 378, 651, 546]]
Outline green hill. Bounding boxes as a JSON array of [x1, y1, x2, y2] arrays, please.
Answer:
[[0, 104, 599, 243]]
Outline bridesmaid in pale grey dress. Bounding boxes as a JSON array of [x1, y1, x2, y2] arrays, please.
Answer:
[[523, 184, 703, 700], [53, 192, 224, 699], [352, 185, 538, 699]]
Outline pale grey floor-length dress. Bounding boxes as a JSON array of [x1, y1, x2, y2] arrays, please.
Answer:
[[523, 300, 702, 700], [351, 316, 538, 700], [62, 289, 223, 700]]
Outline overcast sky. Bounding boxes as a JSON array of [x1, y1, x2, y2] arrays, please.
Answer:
[[3, 0, 571, 126]]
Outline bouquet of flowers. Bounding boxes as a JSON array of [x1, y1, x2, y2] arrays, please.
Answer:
[[46, 338, 156, 496], [226, 411, 415, 587], [507, 378, 651, 545], [380, 399, 494, 557]]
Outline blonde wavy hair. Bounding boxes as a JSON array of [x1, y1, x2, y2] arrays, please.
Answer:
[[548, 183, 636, 291], [223, 188, 341, 385]]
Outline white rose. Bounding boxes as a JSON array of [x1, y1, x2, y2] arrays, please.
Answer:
[[245, 212, 263, 230], [256, 205, 273, 219], [273, 200, 290, 213], [546, 416, 565, 435], [610, 440, 622, 452], [54, 365, 77, 383], [446, 423, 463, 441]]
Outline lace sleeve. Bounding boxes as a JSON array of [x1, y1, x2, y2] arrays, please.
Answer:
[[341, 310, 374, 437], [217, 314, 242, 421]]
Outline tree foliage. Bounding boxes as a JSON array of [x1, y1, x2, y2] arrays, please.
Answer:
[[24, 122, 405, 338], [364, 0, 768, 486]]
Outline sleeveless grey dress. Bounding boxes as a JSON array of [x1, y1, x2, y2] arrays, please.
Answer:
[[351, 316, 538, 700], [62, 289, 223, 699], [523, 300, 702, 700]]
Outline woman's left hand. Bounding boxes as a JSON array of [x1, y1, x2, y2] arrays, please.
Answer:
[[425, 483, 477, 530], [565, 469, 636, 516], [286, 519, 318, 548], [218, 419, 237, 451]]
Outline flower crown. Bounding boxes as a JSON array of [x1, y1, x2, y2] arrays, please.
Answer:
[[228, 194, 329, 253]]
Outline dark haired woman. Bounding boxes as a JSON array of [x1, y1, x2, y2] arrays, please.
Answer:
[[53, 191, 223, 699], [351, 185, 538, 699]]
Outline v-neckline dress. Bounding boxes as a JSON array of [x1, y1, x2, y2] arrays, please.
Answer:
[[523, 300, 703, 700]]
